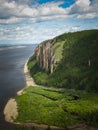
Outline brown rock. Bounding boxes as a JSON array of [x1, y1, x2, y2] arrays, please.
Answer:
[[35, 39, 55, 73]]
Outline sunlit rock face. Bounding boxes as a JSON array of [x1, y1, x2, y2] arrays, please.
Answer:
[[35, 39, 55, 73]]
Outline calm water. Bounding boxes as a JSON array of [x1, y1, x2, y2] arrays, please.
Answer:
[[0, 45, 36, 130]]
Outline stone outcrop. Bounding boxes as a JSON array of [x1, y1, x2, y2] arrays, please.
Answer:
[[35, 39, 55, 73]]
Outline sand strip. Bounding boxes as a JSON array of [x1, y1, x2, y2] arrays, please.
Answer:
[[4, 98, 18, 122], [17, 58, 36, 96], [24, 58, 36, 86]]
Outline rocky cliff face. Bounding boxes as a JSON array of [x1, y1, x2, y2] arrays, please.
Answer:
[[34, 39, 55, 73]]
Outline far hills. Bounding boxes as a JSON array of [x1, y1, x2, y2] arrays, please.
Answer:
[[28, 29, 98, 92]]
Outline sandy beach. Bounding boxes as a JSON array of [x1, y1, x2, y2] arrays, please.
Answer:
[[17, 58, 36, 96], [4, 98, 18, 122]]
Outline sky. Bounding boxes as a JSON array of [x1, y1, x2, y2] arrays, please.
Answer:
[[0, 0, 98, 44]]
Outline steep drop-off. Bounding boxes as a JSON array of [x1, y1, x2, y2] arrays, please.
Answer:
[[28, 29, 98, 91], [34, 39, 64, 73], [34, 39, 54, 73]]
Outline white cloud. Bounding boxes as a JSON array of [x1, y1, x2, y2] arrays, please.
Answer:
[[0, 17, 97, 44], [1, 22, 80, 44], [0, 1, 67, 24], [71, 26, 80, 31], [0, 0, 98, 24], [0, 17, 24, 24], [29, 14, 69, 23], [69, 0, 90, 14], [68, 0, 98, 19], [0, 1, 67, 23], [0, 0, 97, 45], [77, 13, 98, 19]]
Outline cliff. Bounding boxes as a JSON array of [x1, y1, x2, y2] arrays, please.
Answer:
[[34, 37, 64, 73], [34, 39, 54, 73], [28, 29, 98, 91]]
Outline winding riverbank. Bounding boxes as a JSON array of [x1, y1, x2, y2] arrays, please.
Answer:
[[4, 56, 36, 122], [3, 55, 98, 130], [0, 45, 37, 130], [3, 56, 67, 130]]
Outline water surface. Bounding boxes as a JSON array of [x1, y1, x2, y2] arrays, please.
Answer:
[[0, 45, 36, 130]]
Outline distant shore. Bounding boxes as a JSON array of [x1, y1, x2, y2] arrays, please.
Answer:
[[0, 46, 26, 51]]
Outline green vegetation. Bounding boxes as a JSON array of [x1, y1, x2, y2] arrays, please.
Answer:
[[19, 29, 98, 128], [53, 41, 65, 63], [28, 56, 48, 85], [28, 29, 98, 91], [15, 86, 98, 127], [12, 127, 36, 130]]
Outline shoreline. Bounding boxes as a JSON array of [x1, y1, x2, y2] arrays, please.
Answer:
[[3, 56, 98, 130], [3, 56, 67, 130], [17, 57, 36, 96], [4, 56, 36, 122]]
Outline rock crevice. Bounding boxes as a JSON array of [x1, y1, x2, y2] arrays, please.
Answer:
[[35, 39, 55, 73]]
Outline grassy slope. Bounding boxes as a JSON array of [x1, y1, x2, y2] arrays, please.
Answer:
[[53, 41, 65, 63], [16, 86, 98, 127], [28, 29, 98, 91]]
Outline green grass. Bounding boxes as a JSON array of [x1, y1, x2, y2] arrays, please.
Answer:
[[15, 86, 98, 127], [12, 127, 36, 130], [52, 41, 65, 71], [53, 41, 65, 63]]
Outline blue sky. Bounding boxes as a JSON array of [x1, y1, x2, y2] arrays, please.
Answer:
[[0, 0, 98, 44]]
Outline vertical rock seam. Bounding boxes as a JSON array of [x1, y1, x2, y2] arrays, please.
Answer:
[[35, 39, 55, 73]]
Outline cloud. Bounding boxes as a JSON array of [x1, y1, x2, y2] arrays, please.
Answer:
[[0, 0, 98, 24], [69, 0, 91, 14], [0, 17, 24, 24], [0, 0, 97, 45], [68, 0, 98, 19], [0, 21, 81, 44], [77, 13, 97, 19], [0, 0, 68, 24]]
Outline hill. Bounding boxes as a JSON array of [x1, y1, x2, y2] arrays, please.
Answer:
[[14, 29, 98, 128], [28, 29, 98, 92]]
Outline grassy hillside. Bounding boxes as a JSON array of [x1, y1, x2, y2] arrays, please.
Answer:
[[16, 86, 98, 127], [28, 29, 98, 91]]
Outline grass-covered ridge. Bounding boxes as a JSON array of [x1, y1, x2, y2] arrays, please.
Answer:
[[15, 86, 98, 127], [28, 29, 98, 91]]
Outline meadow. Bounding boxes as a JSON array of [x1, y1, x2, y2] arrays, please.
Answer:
[[15, 86, 98, 127]]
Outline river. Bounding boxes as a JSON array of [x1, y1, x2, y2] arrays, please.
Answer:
[[0, 45, 36, 130]]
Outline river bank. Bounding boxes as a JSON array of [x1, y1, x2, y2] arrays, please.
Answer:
[[3, 57, 67, 130], [4, 56, 36, 122], [0, 45, 36, 130], [3, 55, 98, 130]]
